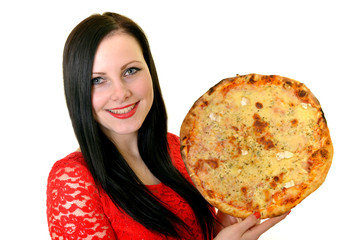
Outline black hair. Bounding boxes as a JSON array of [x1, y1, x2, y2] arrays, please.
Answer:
[[63, 12, 215, 238]]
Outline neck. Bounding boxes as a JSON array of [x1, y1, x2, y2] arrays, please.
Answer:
[[111, 132, 140, 158]]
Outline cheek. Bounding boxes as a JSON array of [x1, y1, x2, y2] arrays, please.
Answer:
[[91, 89, 107, 118], [91, 93, 99, 113], [136, 76, 154, 103]]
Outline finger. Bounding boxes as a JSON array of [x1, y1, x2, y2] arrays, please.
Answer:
[[234, 212, 261, 234], [228, 216, 239, 225], [244, 211, 289, 239], [216, 211, 239, 225], [215, 211, 239, 235]]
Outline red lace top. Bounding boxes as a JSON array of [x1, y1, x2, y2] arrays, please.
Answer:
[[47, 133, 208, 240]]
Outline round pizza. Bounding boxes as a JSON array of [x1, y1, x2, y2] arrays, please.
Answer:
[[180, 73, 333, 219]]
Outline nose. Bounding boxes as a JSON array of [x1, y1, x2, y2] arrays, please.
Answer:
[[111, 80, 131, 102]]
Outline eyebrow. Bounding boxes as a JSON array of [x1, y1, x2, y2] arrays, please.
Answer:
[[121, 60, 143, 70], [92, 60, 143, 76], [92, 72, 106, 76]]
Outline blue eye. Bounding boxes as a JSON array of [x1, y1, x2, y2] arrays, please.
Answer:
[[91, 77, 104, 85], [124, 67, 140, 76]]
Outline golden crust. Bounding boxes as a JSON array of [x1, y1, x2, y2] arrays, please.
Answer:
[[180, 74, 333, 219]]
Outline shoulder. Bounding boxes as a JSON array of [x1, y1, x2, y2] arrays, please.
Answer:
[[50, 151, 87, 168], [49, 151, 87, 171], [47, 152, 98, 200], [47, 152, 93, 184]]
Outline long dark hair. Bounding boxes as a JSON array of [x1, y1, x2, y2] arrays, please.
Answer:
[[63, 12, 214, 238]]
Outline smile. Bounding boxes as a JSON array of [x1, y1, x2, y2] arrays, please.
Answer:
[[107, 102, 139, 119]]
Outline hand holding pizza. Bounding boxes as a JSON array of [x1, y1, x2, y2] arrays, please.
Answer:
[[214, 210, 288, 240]]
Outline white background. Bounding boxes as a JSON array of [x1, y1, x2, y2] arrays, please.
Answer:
[[1, 0, 359, 239]]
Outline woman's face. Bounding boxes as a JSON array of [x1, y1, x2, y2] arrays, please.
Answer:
[[91, 32, 154, 140]]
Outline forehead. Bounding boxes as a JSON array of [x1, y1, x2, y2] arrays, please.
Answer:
[[93, 32, 144, 69], [98, 31, 142, 54]]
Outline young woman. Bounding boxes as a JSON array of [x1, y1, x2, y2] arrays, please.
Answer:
[[46, 12, 288, 240]]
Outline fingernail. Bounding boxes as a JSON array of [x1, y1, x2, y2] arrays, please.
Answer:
[[254, 211, 261, 219]]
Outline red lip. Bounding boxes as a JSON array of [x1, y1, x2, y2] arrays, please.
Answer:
[[111, 102, 137, 110], [107, 102, 139, 119]]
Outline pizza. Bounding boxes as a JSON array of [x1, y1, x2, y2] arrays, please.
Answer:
[[180, 74, 333, 219]]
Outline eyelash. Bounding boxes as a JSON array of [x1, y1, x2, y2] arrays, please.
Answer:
[[123, 67, 141, 76], [91, 77, 104, 85]]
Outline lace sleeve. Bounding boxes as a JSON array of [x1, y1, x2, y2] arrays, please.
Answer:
[[46, 158, 116, 240]]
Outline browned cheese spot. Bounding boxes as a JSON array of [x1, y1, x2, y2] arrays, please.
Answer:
[[195, 159, 219, 174], [201, 100, 209, 109], [257, 136, 275, 150], [253, 114, 269, 136], [231, 126, 239, 131], [264, 189, 271, 202], [256, 102, 263, 109], [291, 119, 298, 127], [270, 181, 277, 188]]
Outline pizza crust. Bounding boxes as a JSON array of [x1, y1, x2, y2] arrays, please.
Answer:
[[180, 74, 333, 219]]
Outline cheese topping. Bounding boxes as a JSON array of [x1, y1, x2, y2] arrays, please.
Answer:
[[284, 180, 295, 188], [187, 83, 323, 210], [241, 97, 250, 106], [209, 112, 221, 122], [276, 151, 294, 160]]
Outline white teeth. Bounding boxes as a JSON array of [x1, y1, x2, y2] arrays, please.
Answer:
[[109, 103, 136, 114]]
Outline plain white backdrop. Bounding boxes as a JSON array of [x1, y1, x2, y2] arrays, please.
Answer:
[[1, 0, 359, 239]]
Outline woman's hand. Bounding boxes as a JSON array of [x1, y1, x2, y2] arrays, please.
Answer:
[[214, 210, 289, 240]]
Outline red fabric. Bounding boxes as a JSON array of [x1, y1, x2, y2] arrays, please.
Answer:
[[47, 133, 206, 240]]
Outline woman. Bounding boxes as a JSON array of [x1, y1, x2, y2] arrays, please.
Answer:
[[47, 12, 288, 240]]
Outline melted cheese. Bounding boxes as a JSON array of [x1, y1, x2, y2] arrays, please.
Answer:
[[189, 84, 321, 210]]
